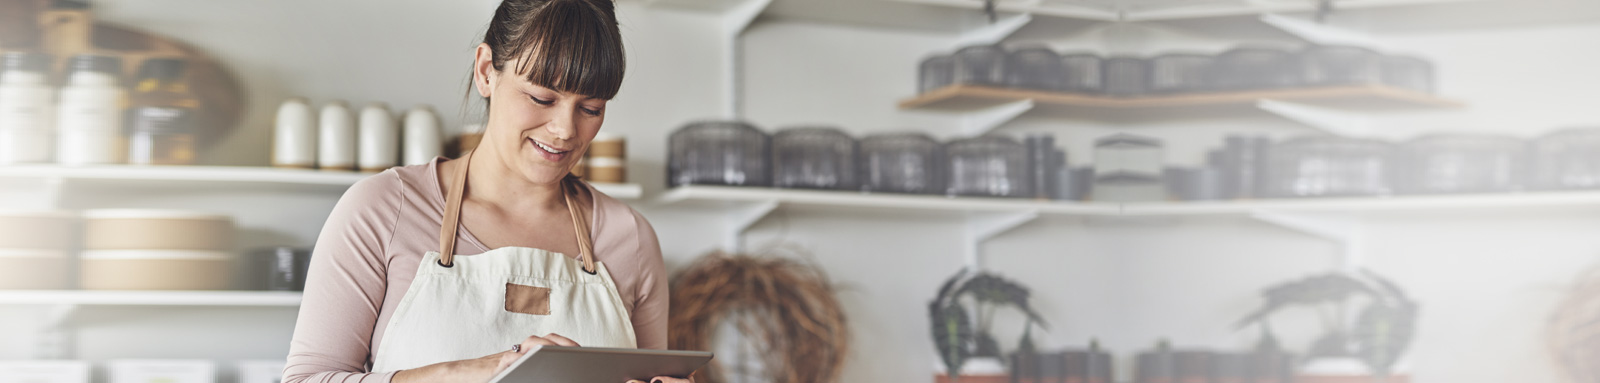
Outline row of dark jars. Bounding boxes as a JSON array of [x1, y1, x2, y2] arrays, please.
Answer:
[[667, 121, 1063, 198], [918, 44, 1435, 97]]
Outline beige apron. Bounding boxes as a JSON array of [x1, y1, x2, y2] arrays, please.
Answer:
[[370, 150, 638, 373]]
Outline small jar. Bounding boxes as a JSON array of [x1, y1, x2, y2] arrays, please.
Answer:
[[772, 127, 858, 190], [273, 98, 317, 168], [918, 55, 955, 94], [586, 133, 626, 183], [357, 103, 399, 172], [126, 58, 200, 165], [952, 45, 1008, 87], [317, 101, 356, 170], [1061, 53, 1105, 94], [946, 136, 1028, 198], [1103, 56, 1149, 97], [1007, 46, 1064, 91], [402, 106, 443, 166], [1147, 53, 1214, 94], [0, 52, 55, 164], [56, 54, 126, 165]]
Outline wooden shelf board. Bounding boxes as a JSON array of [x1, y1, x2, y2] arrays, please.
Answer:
[[899, 84, 1464, 112]]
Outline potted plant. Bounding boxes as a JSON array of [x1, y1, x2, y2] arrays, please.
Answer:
[[1236, 268, 1419, 383], [929, 268, 1047, 383]]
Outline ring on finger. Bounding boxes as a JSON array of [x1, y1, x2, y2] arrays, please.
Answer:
[[511, 344, 522, 353]]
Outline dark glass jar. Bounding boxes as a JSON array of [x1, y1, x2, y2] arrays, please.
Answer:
[[1212, 46, 1299, 91], [918, 54, 955, 94], [860, 132, 944, 194], [772, 127, 858, 190], [1382, 55, 1435, 93], [1265, 136, 1396, 198], [1148, 53, 1215, 94], [1061, 53, 1105, 94], [667, 121, 771, 187], [952, 45, 1009, 86], [1397, 134, 1526, 194], [946, 136, 1028, 198], [1007, 46, 1064, 91], [1532, 127, 1600, 190], [1104, 56, 1149, 97], [1300, 45, 1383, 86]]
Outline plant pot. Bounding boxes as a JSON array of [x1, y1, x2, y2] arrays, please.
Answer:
[[934, 357, 1009, 383]]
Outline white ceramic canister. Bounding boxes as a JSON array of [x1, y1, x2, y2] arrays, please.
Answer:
[[358, 102, 399, 172], [272, 98, 317, 168], [0, 52, 56, 164], [317, 101, 356, 170], [55, 54, 125, 165], [402, 105, 442, 165]]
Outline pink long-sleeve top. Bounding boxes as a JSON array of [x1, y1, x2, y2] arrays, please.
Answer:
[[283, 158, 668, 383]]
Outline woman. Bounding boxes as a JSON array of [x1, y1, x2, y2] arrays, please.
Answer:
[[283, 1, 685, 382]]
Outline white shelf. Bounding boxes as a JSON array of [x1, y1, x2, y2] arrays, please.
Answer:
[[0, 290, 302, 307], [660, 185, 1600, 217], [658, 184, 1118, 215], [0, 165, 644, 199]]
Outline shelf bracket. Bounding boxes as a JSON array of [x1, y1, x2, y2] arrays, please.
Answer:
[[724, 200, 780, 254], [962, 99, 1035, 136], [953, 12, 1033, 49], [719, 0, 775, 119], [34, 304, 77, 359], [1259, 13, 1387, 51], [1258, 99, 1374, 138], [965, 210, 1041, 269], [1251, 210, 1364, 270]]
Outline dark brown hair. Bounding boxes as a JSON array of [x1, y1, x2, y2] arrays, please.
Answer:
[[482, 0, 625, 100]]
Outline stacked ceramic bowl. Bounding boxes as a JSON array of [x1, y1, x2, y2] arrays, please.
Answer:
[[80, 210, 235, 290], [0, 211, 75, 289]]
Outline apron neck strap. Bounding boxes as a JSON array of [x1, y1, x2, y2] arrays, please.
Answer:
[[437, 150, 598, 274]]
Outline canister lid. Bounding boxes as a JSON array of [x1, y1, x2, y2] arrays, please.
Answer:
[[135, 58, 187, 81], [1, 52, 51, 74], [68, 54, 122, 76]]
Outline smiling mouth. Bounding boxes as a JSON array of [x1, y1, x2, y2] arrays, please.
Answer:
[[529, 139, 569, 154]]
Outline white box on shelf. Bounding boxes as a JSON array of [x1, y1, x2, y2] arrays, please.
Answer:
[[235, 360, 286, 383], [0, 360, 90, 383], [108, 360, 214, 383]]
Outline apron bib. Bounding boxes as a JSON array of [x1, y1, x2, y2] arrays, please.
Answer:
[[371, 150, 638, 373]]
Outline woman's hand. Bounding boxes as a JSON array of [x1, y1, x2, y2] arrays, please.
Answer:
[[392, 333, 580, 383], [496, 333, 581, 372]]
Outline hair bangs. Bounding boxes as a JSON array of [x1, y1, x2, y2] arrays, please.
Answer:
[[509, 0, 625, 100]]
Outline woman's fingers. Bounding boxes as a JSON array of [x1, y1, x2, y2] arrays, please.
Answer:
[[495, 351, 521, 372], [541, 333, 580, 347], [648, 376, 692, 383]]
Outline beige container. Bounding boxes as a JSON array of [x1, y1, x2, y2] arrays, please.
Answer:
[[81, 250, 233, 290], [587, 156, 625, 183], [83, 210, 234, 251], [0, 211, 75, 250], [589, 133, 625, 158], [0, 249, 71, 290]]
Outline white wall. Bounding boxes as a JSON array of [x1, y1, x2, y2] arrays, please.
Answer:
[[7, 2, 1600, 383]]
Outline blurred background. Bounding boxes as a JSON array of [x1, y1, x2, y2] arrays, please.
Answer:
[[5, 0, 1600, 383]]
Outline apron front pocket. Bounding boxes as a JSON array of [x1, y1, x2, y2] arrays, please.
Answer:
[[504, 282, 552, 315]]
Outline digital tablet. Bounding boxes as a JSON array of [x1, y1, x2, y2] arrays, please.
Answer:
[[487, 346, 714, 383]]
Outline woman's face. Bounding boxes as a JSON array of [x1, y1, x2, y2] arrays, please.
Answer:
[[474, 45, 608, 186]]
